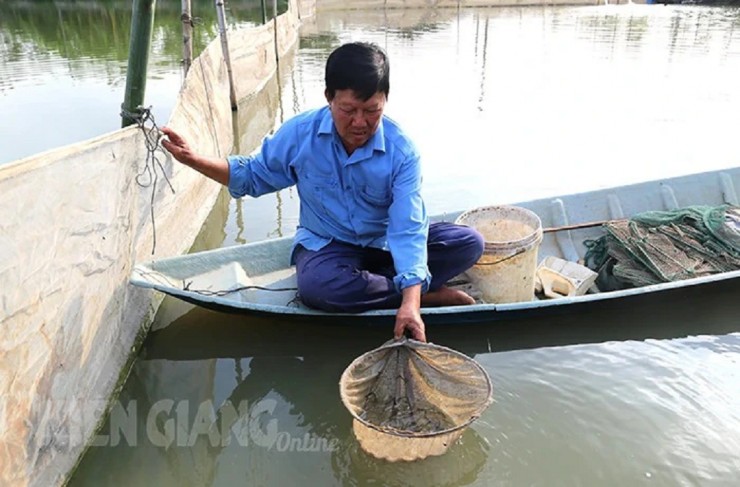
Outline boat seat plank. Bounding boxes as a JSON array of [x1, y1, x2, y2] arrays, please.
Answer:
[[607, 194, 624, 220], [660, 184, 679, 210], [550, 198, 580, 262], [720, 172, 738, 205]]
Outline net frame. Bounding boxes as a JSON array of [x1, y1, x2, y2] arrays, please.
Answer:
[[339, 339, 494, 439]]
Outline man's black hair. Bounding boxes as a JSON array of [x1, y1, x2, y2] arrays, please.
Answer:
[[325, 42, 390, 101]]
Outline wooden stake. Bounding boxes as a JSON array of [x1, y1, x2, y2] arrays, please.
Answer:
[[260, 0, 267, 24], [272, 0, 279, 63], [215, 0, 238, 110], [122, 0, 157, 128], [181, 0, 193, 78]]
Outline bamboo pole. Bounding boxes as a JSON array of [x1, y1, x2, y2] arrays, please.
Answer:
[[272, 0, 285, 123], [272, 0, 279, 63], [181, 0, 193, 77], [260, 0, 267, 24], [543, 218, 626, 234], [215, 0, 238, 110], [122, 0, 157, 128], [272, 0, 284, 123]]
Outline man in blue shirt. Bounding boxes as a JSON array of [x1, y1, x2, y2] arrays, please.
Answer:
[[161, 42, 483, 342]]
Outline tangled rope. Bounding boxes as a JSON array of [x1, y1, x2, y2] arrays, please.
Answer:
[[121, 105, 175, 254]]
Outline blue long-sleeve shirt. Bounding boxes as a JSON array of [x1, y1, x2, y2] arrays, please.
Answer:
[[227, 105, 431, 293]]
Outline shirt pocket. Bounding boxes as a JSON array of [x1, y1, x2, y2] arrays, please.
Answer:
[[360, 184, 392, 207], [313, 179, 342, 220], [301, 165, 335, 197]]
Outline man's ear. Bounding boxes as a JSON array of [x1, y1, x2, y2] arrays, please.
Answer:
[[324, 89, 332, 103]]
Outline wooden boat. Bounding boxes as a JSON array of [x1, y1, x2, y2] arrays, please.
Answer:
[[130, 167, 740, 324]]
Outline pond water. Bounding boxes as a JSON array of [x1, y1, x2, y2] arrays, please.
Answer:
[[5, 2, 740, 485], [0, 0, 279, 164]]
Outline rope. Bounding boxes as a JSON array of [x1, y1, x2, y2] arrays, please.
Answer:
[[474, 247, 527, 266], [121, 105, 175, 254], [183, 281, 298, 296], [136, 268, 298, 294], [121, 17, 220, 255], [136, 269, 300, 308], [583, 236, 609, 270]]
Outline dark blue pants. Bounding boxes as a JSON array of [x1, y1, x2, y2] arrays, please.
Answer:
[[294, 222, 484, 312]]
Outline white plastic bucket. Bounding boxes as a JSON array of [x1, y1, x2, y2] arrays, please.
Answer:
[[455, 205, 543, 304]]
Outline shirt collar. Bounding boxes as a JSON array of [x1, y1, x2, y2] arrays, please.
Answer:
[[318, 106, 334, 135], [371, 118, 386, 153]]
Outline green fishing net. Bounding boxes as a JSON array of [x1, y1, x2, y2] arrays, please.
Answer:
[[584, 205, 740, 290]]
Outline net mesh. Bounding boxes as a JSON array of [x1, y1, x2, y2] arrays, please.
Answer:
[[340, 339, 493, 461], [584, 205, 740, 290]]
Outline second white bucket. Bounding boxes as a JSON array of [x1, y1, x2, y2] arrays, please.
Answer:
[[455, 205, 543, 304]]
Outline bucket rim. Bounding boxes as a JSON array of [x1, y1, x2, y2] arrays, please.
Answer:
[[339, 338, 494, 439], [455, 205, 543, 249]]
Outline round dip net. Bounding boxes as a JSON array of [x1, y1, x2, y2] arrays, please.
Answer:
[[339, 339, 493, 462]]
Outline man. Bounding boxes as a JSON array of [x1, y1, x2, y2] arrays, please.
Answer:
[[161, 42, 483, 342]]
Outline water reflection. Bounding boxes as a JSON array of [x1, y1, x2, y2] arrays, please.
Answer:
[[225, 50, 300, 244], [333, 429, 490, 486], [0, 0, 284, 163], [0, 0, 270, 85], [475, 15, 490, 112]]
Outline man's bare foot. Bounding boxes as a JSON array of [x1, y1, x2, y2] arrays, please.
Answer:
[[421, 286, 476, 307]]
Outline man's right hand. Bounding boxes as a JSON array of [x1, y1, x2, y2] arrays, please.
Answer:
[[160, 126, 194, 166], [159, 126, 230, 186]]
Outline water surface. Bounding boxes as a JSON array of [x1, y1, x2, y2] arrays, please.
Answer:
[[0, 0, 279, 163]]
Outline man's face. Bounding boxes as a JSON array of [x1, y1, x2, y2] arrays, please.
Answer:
[[327, 89, 386, 154]]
